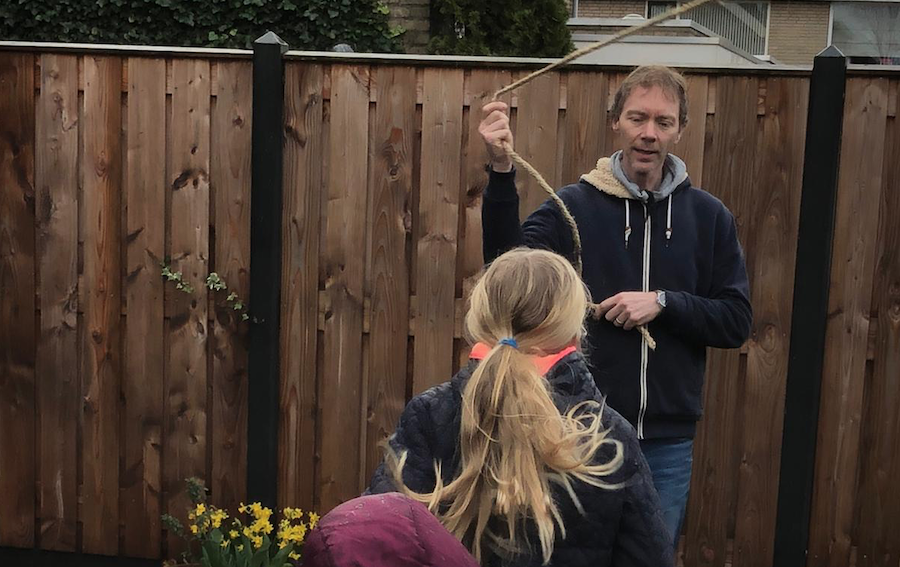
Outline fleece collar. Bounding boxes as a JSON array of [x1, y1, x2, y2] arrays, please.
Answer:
[[581, 153, 688, 202]]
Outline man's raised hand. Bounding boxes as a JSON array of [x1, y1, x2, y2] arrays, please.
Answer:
[[479, 101, 514, 172]]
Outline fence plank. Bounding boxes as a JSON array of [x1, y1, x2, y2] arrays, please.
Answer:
[[363, 66, 415, 483], [210, 59, 250, 513], [279, 62, 324, 511], [732, 76, 808, 567], [81, 55, 123, 556], [684, 75, 758, 567], [35, 53, 79, 553], [412, 68, 463, 395], [318, 65, 369, 511], [856, 79, 900, 567], [121, 56, 166, 559], [673, 74, 708, 188], [514, 72, 560, 217], [0, 51, 36, 549], [459, 70, 510, 298], [561, 71, 608, 186], [165, 58, 210, 553], [808, 77, 889, 567]]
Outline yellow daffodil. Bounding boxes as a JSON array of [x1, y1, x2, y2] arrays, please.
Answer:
[[211, 509, 228, 529], [308, 511, 320, 528], [194, 503, 206, 516], [190, 524, 199, 535], [229, 529, 239, 539], [220, 539, 229, 548], [289, 552, 300, 560]]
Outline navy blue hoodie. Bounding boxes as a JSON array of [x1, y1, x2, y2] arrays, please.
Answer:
[[482, 156, 752, 439]]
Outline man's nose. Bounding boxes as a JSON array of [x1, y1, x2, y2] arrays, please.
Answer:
[[641, 122, 658, 140]]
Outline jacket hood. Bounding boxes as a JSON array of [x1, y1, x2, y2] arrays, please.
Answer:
[[580, 153, 689, 248], [303, 493, 480, 567], [581, 153, 688, 202]]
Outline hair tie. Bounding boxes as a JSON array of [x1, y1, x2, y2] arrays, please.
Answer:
[[498, 337, 518, 349]]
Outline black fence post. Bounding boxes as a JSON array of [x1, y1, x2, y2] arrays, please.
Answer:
[[247, 31, 288, 510], [773, 45, 848, 567]]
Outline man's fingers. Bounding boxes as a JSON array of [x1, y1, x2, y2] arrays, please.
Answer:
[[482, 115, 510, 132], [597, 294, 620, 312], [605, 303, 627, 323], [481, 101, 508, 118]]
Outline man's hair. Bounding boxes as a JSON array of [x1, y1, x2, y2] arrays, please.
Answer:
[[611, 65, 689, 129]]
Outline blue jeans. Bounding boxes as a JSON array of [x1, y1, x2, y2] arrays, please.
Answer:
[[639, 437, 694, 549]]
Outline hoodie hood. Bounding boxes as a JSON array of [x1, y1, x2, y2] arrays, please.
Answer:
[[581, 152, 688, 202], [580, 153, 689, 248]]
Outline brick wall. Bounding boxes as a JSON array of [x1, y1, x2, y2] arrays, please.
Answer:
[[576, 0, 646, 18], [386, 0, 430, 53], [767, 1, 831, 65]]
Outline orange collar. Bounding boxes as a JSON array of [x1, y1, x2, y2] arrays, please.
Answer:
[[469, 343, 577, 376]]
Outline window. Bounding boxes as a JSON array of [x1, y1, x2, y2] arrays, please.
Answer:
[[645, 1, 770, 55], [831, 2, 900, 65], [648, 2, 677, 18]]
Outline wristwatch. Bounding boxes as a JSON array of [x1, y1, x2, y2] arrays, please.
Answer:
[[655, 290, 667, 309]]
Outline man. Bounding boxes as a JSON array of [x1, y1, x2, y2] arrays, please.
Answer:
[[478, 65, 752, 547]]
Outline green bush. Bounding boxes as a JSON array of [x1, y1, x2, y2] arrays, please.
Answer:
[[428, 0, 573, 57], [0, 0, 403, 52]]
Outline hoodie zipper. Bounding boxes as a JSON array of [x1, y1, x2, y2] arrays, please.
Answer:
[[637, 203, 651, 439]]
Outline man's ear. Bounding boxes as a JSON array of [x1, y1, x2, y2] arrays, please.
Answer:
[[612, 119, 620, 133]]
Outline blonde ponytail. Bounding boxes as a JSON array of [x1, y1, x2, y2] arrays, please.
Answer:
[[389, 249, 623, 564]]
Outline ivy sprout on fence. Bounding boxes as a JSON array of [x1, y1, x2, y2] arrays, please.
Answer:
[[206, 273, 250, 322], [160, 265, 251, 322], [161, 261, 195, 294]]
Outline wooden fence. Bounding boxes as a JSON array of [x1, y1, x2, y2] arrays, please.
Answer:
[[0, 43, 898, 567]]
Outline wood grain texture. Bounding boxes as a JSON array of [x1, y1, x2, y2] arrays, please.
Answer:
[[732, 76, 808, 567], [279, 62, 324, 511], [683, 75, 758, 567], [412, 68, 463, 395], [164, 58, 210, 554], [210, 59, 250, 513], [318, 65, 369, 511], [122, 56, 166, 559], [561, 71, 608, 186], [672, 74, 708, 188], [856, 78, 900, 567], [459, 70, 510, 298], [81, 55, 123, 556], [514, 72, 560, 217], [808, 77, 889, 567], [363, 66, 415, 483], [35, 53, 79, 553], [0, 51, 36, 549]]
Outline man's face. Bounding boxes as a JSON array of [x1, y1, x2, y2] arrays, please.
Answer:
[[612, 85, 683, 180]]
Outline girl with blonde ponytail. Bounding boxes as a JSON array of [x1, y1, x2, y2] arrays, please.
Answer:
[[368, 248, 672, 567]]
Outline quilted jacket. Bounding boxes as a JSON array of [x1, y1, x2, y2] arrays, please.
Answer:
[[368, 351, 674, 567]]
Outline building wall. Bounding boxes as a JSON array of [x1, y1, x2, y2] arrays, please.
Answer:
[[387, 0, 430, 53], [576, 0, 647, 18], [767, 1, 830, 65]]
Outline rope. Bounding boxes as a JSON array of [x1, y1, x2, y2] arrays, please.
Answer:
[[501, 141, 583, 275], [493, 0, 717, 100], [489, 0, 718, 349]]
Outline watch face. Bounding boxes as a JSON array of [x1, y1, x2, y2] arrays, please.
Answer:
[[657, 291, 666, 308]]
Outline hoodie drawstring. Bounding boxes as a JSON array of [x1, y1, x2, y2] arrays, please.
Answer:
[[624, 200, 632, 249], [626, 194, 672, 249], [666, 194, 673, 245]]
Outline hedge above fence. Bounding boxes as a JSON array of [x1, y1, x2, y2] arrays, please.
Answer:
[[0, 0, 402, 52]]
